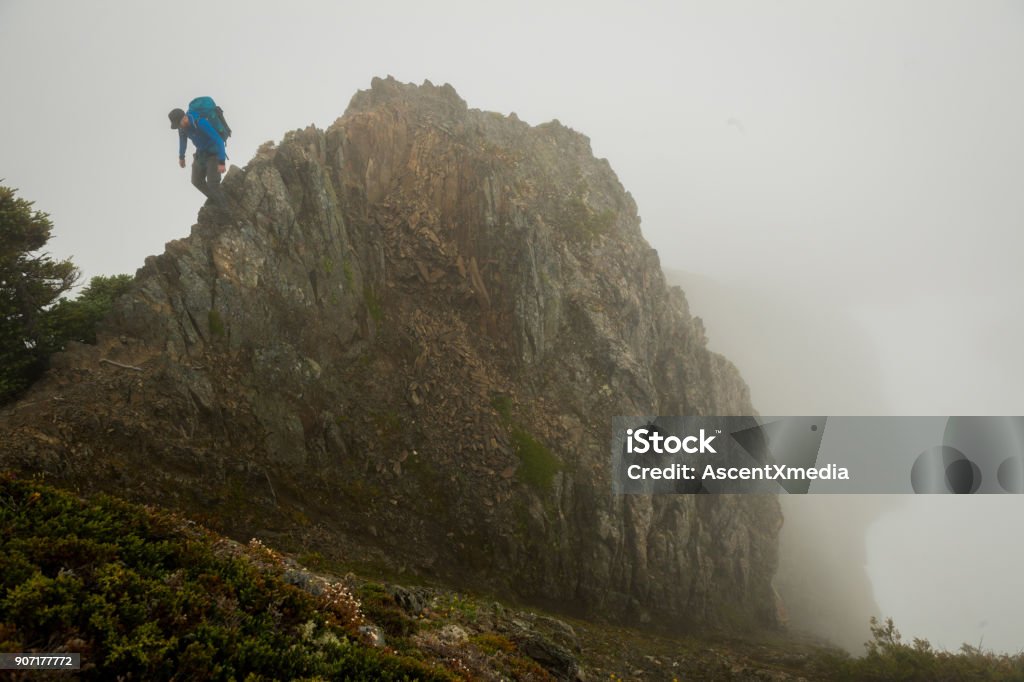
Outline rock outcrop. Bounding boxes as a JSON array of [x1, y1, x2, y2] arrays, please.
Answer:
[[0, 77, 781, 630]]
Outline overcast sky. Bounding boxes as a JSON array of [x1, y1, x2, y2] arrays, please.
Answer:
[[3, 0, 1023, 653]]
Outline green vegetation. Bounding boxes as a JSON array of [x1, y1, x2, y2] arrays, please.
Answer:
[[45, 274, 134, 347], [0, 184, 135, 404], [490, 393, 562, 492], [0, 184, 79, 403], [812, 617, 1024, 681], [0, 475, 454, 681], [342, 258, 355, 288], [470, 632, 515, 655], [489, 394, 513, 421], [207, 309, 225, 338], [355, 583, 419, 639], [559, 195, 615, 243], [511, 427, 562, 492], [363, 286, 383, 323], [437, 594, 480, 623], [18, 477, 1020, 680]]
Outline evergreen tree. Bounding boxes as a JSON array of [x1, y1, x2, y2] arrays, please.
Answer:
[[0, 184, 78, 403], [46, 273, 134, 346]]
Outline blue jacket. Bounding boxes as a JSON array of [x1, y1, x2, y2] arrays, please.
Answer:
[[178, 113, 227, 162]]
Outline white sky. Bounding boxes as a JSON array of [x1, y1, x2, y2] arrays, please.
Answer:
[[3, 0, 1023, 654]]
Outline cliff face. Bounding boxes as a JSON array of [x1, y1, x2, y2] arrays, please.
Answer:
[[0, 77, 780, 630]]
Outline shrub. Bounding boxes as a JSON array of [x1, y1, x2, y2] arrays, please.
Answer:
[[512, 427, 561, 492], [0, 184, 78, 403], [813, 616, 1024, 681], [0, 474, 455, 680], [44, 274, 134, 346]]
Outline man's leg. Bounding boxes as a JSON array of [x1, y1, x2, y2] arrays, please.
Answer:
[[191, 153, 211, 199], [203, 155, 229, 211]]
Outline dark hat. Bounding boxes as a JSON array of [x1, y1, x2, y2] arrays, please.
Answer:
[[168, 108, 186, 129]]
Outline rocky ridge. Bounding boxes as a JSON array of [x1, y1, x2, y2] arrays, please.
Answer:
[[0, 77, 781, 632]]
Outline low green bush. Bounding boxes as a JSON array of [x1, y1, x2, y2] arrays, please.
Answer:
[[0, 474, 454, 681], [813, 617, 1024, 681]]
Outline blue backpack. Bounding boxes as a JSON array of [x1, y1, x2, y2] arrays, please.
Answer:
[[187, 96, 232, 140]]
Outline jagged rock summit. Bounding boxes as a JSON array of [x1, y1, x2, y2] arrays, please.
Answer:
[[1, 77, 781, 630]]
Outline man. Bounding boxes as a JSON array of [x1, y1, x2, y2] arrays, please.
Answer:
[[168, 107, 228, 214]]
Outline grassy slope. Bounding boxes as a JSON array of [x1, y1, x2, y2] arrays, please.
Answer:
[[2, 474, 1022, 681], [0, 474, 454, 681]]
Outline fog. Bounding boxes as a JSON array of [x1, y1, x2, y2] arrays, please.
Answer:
[[670, 272, 1024, 653], [3, 0, 1023, 654]]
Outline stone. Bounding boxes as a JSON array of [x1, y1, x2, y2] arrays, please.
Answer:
[[0, 77, 781, 633], [357, 625, 386, 647], [517, 633, 581, 681]]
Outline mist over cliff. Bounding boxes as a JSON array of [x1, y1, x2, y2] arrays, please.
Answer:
[[668, 269, 1024, 654]]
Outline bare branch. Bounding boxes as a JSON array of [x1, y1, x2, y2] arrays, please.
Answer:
[[99, 358, 143, 372]]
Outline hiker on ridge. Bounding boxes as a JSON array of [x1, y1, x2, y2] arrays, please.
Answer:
[[168, 101, 229, 215]]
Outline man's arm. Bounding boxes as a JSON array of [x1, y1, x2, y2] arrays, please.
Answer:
[[178, 129, 188, 161]]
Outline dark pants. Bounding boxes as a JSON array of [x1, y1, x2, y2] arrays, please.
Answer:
[[191, 152, 227, 209]]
